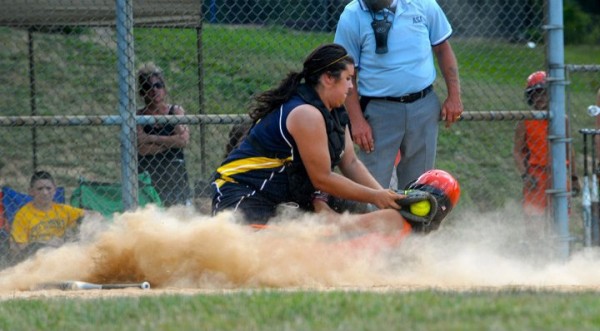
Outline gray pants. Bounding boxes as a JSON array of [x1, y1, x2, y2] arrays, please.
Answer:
[[359, 91, 440, 190]]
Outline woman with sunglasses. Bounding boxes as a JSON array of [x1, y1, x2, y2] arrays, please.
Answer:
[[136, 62, 191, 207]]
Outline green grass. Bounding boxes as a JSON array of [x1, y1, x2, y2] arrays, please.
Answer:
[[2, 290, 600, 330]]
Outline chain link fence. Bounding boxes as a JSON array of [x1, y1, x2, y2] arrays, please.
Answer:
[[0, 0, 598, 266]]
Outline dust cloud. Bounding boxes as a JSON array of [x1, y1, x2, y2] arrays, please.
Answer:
[[1, 203, 600, 292]]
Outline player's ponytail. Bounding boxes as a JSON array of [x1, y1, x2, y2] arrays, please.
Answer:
[[249, 43, 353, 121]]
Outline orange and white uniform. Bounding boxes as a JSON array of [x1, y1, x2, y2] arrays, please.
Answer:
[[522, 119, 549, 216]]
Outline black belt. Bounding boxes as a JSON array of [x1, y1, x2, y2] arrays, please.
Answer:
[[362, 85, 433, 105]]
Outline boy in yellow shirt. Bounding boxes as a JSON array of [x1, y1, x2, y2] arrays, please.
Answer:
[[10, 171, 90, 256]]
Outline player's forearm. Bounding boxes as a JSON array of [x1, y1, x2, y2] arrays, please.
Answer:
[[312, 171, 379, 204]]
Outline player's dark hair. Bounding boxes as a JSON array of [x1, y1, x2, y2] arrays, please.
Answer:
[[249, 43, 354, 121], [30, 170, 55, 188]]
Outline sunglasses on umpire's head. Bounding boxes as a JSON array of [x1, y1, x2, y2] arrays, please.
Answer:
[[142, 81, 165, 91]]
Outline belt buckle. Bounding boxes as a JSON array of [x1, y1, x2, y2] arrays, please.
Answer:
[[399, 93, 413, 103]]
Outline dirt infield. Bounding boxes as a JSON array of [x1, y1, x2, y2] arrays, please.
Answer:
[[2, 205, 600, 299]]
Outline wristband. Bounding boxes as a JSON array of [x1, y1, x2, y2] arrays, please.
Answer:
[[311, 191, 330, 203]]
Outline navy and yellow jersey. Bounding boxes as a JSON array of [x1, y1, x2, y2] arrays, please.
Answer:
[[213, 83, 349, 217], [213, 95, 305, 203]]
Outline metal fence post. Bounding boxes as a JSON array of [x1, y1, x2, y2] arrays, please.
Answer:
[[546, 0, 570, 259], [116, 0, 138, 210]]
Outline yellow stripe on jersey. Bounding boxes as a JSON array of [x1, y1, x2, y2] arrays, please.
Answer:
[[215, 156, 292, 186]]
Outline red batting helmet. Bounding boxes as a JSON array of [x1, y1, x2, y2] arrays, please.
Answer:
[[525, 71, 547, 106], [405, 169, 460, 232]]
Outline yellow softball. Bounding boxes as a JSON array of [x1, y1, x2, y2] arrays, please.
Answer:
[[410, 200, 431, 217]]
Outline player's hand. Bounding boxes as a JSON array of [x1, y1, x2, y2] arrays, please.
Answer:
[[371, 189, 403, 210], [350, 116, 375, 153]]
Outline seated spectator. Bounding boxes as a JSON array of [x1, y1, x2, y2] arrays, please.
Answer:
[[10, 171, 96, 257]]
